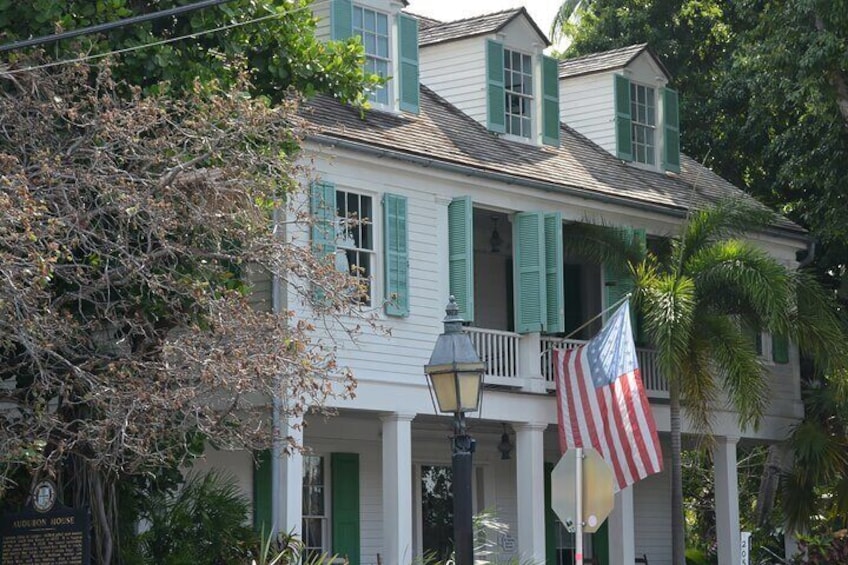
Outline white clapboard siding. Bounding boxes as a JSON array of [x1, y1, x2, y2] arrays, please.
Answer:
[[313, 1, 331, 42], [246, 264, 274, 313], [633, 454, 673, 565], [559, 70, 617, 155], [420, 38, 488, 127]]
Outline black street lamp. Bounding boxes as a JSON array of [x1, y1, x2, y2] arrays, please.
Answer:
[[424, 296, 485, 565]]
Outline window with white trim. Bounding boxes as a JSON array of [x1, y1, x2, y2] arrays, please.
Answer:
[[630, 82, 656, 165], [336, 189, 374, 304], [302, 455, 328, 559], [353, 5, 390, 105], [504, 48, 533, 138]]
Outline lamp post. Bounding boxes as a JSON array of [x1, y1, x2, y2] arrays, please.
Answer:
[[424, 296, 485, 565]]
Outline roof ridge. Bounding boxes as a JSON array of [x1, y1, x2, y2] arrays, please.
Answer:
[[425, 7, 522, 27], [558, 43, 648, 66]]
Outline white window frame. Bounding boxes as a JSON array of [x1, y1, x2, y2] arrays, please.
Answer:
[[336, 189, 375, 305], [302, 454, 330, 558], [353, 5, 391, 106], [630, 81, 657, 166], [503, 47, 534, 139]]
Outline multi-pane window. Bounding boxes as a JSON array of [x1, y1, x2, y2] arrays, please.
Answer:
[[354, 6, 390, 105], [302, 455, 327, 560], [504, 48, 533, 138], [630, 83, 656, 165], [336, 190, 374, 304]]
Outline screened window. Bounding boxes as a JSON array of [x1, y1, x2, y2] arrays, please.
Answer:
[[336, 190, 374, 304], [354, 6, 390, 105], [302, 455, 327, 559], [504, 48, 533, 138], [630, 83, 656, 165], [553, 521, 594, 565]]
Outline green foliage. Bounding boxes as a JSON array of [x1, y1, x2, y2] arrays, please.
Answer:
[[790, 530, 848, 564], [136, 471, 255, 565], [0, 0, 380, 106]]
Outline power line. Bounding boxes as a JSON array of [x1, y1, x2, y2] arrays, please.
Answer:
[[1, 1, 326, 75]]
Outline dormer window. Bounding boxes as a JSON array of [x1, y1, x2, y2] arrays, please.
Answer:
[[504, 48, 534, 138], [354, 6, 390, 105], [630, 82, 656, 166]]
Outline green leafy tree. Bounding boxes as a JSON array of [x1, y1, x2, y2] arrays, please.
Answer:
[[632, 200, 845, 564]]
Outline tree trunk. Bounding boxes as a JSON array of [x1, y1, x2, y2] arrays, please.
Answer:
[[755, 444, 790, 527], [670, 378, 686, 565]]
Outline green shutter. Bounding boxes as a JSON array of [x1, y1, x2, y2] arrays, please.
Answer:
[[330, 0, 353, 41], [544, 212, 564, 333], [742, 323, 763, 355], [486, 40, 506, 134], [331, 453, 360, 565], [772, 334, 789, 364], [513, 212, 547, 333], [448, 197, 474, 322], [383, 193, 409, 317], [544, 462, 556, 565], [603, 228, 644, 335], [614, 74, 633, 161], [541, 55, 560, 146], [593, 521, 610, 565], [311, 181, 336, 261], [662, 87, 681, 173], [253, 450, 272, 533], [398, 14, 420, 114]]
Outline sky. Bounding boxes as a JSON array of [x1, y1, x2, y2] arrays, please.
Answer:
[[405, 0, 562, 38]]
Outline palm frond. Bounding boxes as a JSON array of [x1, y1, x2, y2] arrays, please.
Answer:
[[549, 0, 585, 42], [700, 313, 768, 430], [789, 269, 848, 371], [564, 221, 646, 271], [678, 332, 718, 434], [677, 199, 775, 268]]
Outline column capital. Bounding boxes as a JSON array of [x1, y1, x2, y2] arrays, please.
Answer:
[[717, 435, 740, 445], [513, 421, 549, 433], [380, 411, 417, 423]]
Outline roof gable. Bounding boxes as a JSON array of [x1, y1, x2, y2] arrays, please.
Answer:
[[558, 44, 671, 80], [419, 8, 550, 48]]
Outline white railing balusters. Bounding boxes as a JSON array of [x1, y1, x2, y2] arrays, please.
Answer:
[[463, 327, 520, 379]]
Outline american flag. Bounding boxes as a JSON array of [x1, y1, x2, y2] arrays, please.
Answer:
[[554, 301, 663, 490]]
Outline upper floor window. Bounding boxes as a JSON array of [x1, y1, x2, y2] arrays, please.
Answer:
[[336, 189, 374, 304], [504, 48, 533, 138], [630, 82, 656, 165], [354, 6, 390, 105]]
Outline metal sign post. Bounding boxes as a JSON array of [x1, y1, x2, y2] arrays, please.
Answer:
[[575, 447, 584, 565]]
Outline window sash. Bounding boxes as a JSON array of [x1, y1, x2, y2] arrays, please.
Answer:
[[354, 6, 390, 105], [302, 455, 328, 556], [503, 48, 533, 138], [630, 83, 656, 165], [336, 189, 374, 304]]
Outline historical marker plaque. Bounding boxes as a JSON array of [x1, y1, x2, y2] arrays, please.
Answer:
[[0, 480, 91, 564]]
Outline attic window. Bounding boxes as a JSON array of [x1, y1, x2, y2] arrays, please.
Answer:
[[504, 48, 533, 138], [354, 5, 390, 105], [630, 83, 656, 165]]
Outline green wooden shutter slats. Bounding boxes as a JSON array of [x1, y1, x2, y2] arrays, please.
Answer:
[[603, 227, 644, 337], [398, 14, 420, 114], [614, 74, 633, 161], [544, 212, 564, 333], [486, 40, 506, 134], [331, 453, 360, 565], [544, 462, 556, 565], [513, 212, 547, 333], [772, 333, 789, 364], [330, 0, 353, 41], [448, 197, 474, 322], [594, 521, 611, 565], [253, 450, 272, 533], [541, 55, 560, 146], [662, 87, 681, 173], [311, 181, 336, 261], [383, 193, 409, 317]]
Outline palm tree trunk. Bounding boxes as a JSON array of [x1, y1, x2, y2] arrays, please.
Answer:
[[670, 377, 686, 564]]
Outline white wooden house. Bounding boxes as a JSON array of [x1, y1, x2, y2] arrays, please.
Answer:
[[194, 4, 807, 565]]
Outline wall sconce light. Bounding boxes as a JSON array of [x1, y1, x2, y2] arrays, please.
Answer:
[[489, 216, 503, 254], [497, 423, 512, 460]]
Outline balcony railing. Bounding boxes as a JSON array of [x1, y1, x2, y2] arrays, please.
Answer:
[[463, 326, 519, 379], [541, 336, 669, 397]]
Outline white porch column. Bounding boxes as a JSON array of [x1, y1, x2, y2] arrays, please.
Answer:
[[382, 412, 415, 565], [714, 436, 741, 565], [273, 416, 303, 536], [517, 333, 546, 392], [515, 422, 547, 562], [607, 486, 635, 564]]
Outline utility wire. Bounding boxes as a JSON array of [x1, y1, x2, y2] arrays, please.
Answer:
[[1, 0, 326, 75], [0, 0, 237, 53]]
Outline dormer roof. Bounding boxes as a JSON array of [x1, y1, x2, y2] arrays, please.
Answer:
[[405, 12, 441, 30], [418, 7, 551, 48], [558, 43, 671, 80]]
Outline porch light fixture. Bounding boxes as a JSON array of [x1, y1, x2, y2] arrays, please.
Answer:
[[424, 296, 485, 565], [497, 423, 512, 460], [489, 216, 503, 253]]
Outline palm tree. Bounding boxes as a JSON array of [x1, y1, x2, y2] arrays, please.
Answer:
[[631, 199, 846, 564], [550, 0, 589, 43]]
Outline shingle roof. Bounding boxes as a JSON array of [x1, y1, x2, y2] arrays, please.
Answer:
[[418, 8, 550, 47], [558, 43, 670, 79], [405, 12, 442, 30], [301, 88, 803, 236]]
